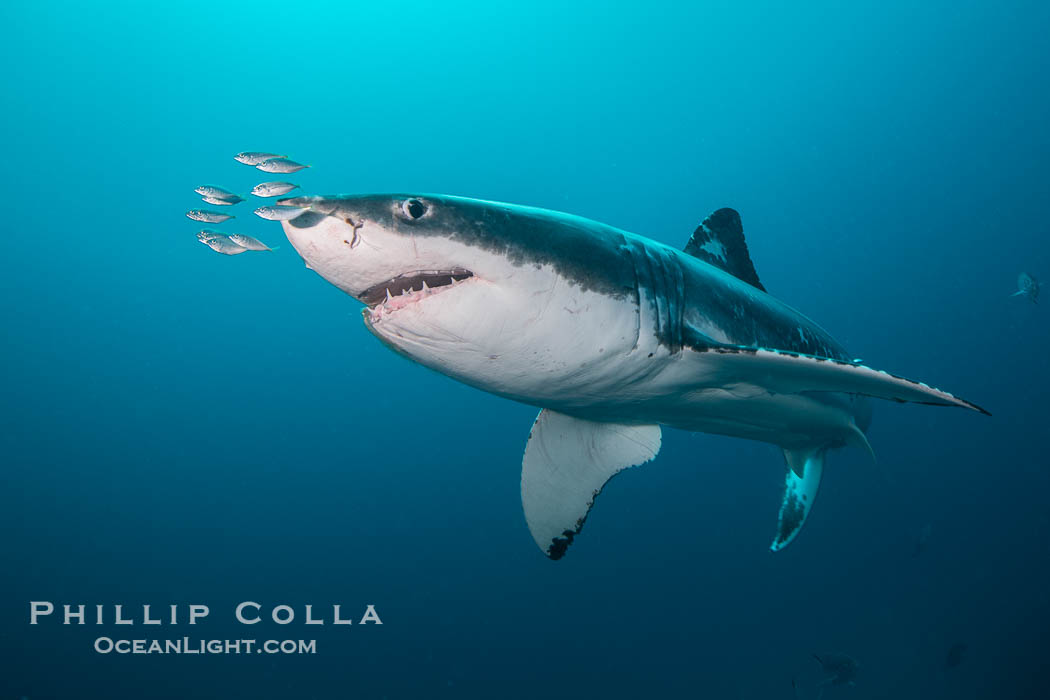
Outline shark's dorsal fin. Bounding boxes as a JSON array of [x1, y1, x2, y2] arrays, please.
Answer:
[[521, 409, 661, 559], [684, 208, 766, 292]]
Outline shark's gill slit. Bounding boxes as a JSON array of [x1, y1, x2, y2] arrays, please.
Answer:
[[359, 270, 474, 307]]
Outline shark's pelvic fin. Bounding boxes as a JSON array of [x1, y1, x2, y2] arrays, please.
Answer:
[[684, 208, 766, 292], [844, 422, 877, 463], [698, 346, 990, 414], [772, 446, 826, 551], [521, 409, 661, 560]]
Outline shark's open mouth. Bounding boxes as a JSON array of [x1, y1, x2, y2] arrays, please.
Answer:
[[359, 270, 474, 310]]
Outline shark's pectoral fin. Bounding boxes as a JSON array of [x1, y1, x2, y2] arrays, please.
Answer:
[[771, 446, 826, 552], [521, 409, 661, 560]]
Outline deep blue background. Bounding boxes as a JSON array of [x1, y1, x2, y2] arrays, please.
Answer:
[[2, 1, 1048, 698]]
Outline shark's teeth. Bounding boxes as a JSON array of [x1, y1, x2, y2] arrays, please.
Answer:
[[363, 271, 478, 323], [359, 270, 474, 308]]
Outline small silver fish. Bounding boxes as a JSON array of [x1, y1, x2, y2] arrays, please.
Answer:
[[201, 195, 243, 206], [254, 205, 308, 221], [251, 181, 300, 198], [235, 151, 288, 165], [255, 158, 309, 174], [186, 209, 235, 223], [195, 185, 241, 200], [227, 233, 274, 251], [197, 231, 248, 255]]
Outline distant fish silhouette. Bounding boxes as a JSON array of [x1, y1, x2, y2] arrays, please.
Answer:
[[945, 642, 967, 669], [1011, 272, 1040, 303], [913, 523, 933, 557], [792, 654, 858, 699], [813, 652, 858, 687]]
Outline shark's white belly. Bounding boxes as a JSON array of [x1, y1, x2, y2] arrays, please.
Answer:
[[365, 265, 858, 450], [529, 347, 860, 449], [563, 386, 858, 449]]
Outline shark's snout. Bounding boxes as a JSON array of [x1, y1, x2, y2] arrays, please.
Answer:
[[275, 194, 479, 312], [276, 197, 372, 294]]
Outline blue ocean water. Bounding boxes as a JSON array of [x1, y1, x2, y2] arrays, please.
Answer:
[[2, 1, 1048, 697]]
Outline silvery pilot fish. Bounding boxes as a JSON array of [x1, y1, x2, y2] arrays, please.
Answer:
[[186, 209, 234, 223], [194, 185, 241, 201], [201, 195, 243, 206], [227, 233, 276, 251], [251, 181, 299, 198], [254, 205, 308, 221], [197, 231, 248, 256], [235, 151, 287, 166], [197, 228, 229, 241], [255, 158, 309, 174]]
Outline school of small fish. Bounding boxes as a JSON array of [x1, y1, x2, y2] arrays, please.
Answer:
[[189, 150, 312, 256]]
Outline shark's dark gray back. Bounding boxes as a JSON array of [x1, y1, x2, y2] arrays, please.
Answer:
[[434, 196, 851, 360], [674, 243, 849, 360]]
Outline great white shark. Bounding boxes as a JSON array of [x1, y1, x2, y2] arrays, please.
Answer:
[[274, 193, 987, 559]]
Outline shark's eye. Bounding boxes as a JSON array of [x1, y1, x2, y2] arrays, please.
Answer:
[[401, 199, 426, 219]]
